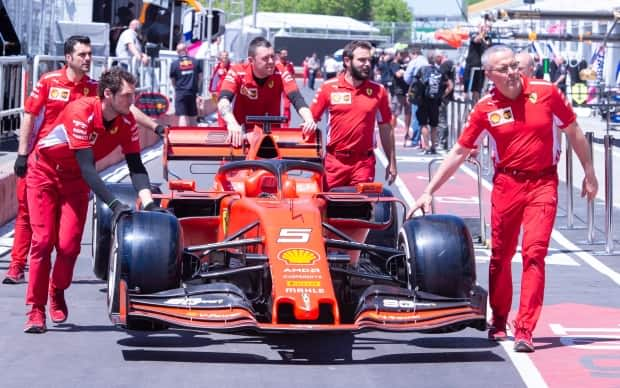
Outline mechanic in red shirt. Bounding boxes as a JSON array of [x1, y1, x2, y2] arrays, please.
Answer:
[[277, 48, 296, 126], [208, 50, 230, 95], [217, 37, 316, 147], [409, 45, 598, 353], [24, 68, 162, 333], [3, 36, 165, 285], [310, 40, 397, 190]]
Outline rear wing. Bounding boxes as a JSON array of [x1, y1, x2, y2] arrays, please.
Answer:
[[163, 125, 323, 181]]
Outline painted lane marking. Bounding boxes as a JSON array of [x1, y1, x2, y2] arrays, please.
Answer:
[[549, 323, 620, 350], [101, 144, 162, 182]]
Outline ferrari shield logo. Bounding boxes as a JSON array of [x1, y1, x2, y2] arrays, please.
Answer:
[[267, 80, 274, 88], [109, 126, 119, 135], [366, 88, 373, 96], [529, 92, 538, 104], [279, 248, 319, 265], [84, 87, 89, 95]]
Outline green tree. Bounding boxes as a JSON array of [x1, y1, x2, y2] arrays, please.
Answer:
[[371, 0, 412, 23]]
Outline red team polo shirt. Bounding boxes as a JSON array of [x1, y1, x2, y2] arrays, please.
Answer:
[[310, 73, 391, 153], [459, 77, 575, 171], [24, 67, 98, 150], [209, 62, 231, 93], [35, 97, 140, 170], [219, 62, 300, 126]]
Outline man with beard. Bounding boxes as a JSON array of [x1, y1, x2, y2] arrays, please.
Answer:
[[409, 45, 598, 353], [310, 40, 397, 190], [24, 68, 163, 333], [218, 37, 316, 147]]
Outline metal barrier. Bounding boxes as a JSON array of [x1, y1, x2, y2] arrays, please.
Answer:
[[594, 135, 618, 255], [0, 56, 27, 137], [558, 138, 584, 230], [580, 132, 605, 244], [427, 156, 487, 246]]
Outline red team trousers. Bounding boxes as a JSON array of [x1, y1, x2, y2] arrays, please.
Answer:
[[10, 177, 31, 270], [489, 171, 558, 332], [25, 152, 90, 306], [324, 152, 376, 190]]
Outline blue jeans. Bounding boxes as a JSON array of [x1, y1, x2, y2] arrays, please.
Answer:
[[410, 104, 421, 145]]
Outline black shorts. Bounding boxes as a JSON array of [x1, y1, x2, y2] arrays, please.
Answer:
[[390, 94, 409, 117], [174, 93, 198, 116], [416, 99, 440, 127], [464, 67, 485, 94]]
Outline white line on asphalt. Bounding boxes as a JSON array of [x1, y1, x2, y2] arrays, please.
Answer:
[[375, 149, 416, 207]]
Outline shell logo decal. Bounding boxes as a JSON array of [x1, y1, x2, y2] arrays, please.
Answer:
[[489, 112, 501, 124], [279, 248, 319, 265]]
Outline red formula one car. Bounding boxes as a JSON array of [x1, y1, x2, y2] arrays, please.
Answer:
[[92, 117, 487, 333]]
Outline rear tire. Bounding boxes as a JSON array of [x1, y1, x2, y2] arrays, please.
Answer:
[[398, 214, 476, 298], [108, 211, 182, 328]]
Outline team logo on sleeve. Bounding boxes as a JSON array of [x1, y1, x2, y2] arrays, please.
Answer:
[[240, 85, 258, 99], [487, 107, 514, 126], [49, 87, 70, 101], [330, 92, 352, 104]]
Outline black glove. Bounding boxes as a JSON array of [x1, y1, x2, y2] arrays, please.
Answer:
[[109, 199, 132, 226], [14, 154, 28, 178], [154, 124, 166, 139], [143, 201, 171, 214]]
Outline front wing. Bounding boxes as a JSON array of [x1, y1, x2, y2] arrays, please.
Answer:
[[114, 281, 487, 333]]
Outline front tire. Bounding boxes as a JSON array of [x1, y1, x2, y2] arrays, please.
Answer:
[[108, 211, 182, 328], [92, 183, 161, 280]]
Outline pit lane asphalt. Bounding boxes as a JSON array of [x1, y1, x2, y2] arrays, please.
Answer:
[[0, 83, 618, 388]]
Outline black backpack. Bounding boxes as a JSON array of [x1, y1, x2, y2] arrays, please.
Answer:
[[407, 75, 424, 105], [411, 65, 444, 103]]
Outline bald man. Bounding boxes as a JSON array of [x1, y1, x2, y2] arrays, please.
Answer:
[[115, 19, 149, 67], [169, 42, 203, 126]]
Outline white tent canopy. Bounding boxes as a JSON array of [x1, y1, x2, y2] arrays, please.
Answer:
[[226, 12, 380, 34]]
